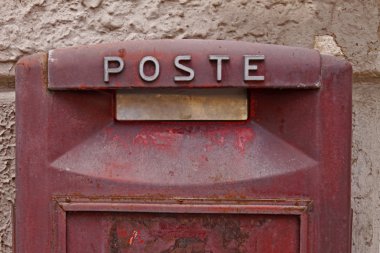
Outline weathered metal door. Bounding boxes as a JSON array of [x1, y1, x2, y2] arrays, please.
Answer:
[[16, 40, 352, 253]]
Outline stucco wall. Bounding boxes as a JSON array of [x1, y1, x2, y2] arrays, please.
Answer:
[[352, 84, 380, 253], [0, 92, 15, 253], [0, 0, 379, 252]]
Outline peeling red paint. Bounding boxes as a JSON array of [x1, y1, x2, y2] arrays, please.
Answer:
[[133, 130, 183, 148], [128, 230, 144, 245], [234, 128, 255, 153]]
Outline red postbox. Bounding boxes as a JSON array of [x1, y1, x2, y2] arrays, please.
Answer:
[[16, 40, 352, 253]]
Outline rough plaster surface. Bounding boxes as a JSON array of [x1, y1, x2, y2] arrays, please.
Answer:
[[352, 85, 380, 253], [0, 92, 15, 253], [0, 0, 380, 252], [0, 0, 380, 84], [314, 35, 344, 57]]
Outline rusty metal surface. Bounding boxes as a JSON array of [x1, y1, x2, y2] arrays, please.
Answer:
[[67, 212, 299, 253], [48, 40, 321, 90], [116, 88, 247, 121], [58, 199, 309, 253], [16, 42, 351, 253]]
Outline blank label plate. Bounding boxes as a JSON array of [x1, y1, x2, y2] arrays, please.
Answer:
[[116, 88, 248, 121]]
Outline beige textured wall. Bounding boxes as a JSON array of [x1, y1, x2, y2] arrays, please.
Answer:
[[0, 92, 15, 253], [0, 1, 379, 252], [352, 84, 380, 253]]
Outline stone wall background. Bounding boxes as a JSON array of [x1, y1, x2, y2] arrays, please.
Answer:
[[0, 0, 379, 252]]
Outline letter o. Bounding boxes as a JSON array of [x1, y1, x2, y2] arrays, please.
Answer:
[[139, 56, 160, 82]]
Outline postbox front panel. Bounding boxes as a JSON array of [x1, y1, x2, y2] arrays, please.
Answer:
[[67, 212, 299, 253], [16, 40, 352, 253]]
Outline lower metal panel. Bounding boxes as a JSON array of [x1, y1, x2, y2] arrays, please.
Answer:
[[55, 200, 309, 253], [67, 212, 299, 253]]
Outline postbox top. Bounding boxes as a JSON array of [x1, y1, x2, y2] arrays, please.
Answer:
[[47, 40, 321, 90]]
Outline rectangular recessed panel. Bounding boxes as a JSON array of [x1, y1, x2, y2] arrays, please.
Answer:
[[67, 212, 300, 253], [116, 88, 248, 121]]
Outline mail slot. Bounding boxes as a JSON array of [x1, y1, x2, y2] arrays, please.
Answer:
[[16, 40, 352, 253]]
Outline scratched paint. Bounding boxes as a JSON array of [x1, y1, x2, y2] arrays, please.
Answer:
[[50, 122, 318, 185], [66, 212, 300, 253], [234, 128, 255, 153]]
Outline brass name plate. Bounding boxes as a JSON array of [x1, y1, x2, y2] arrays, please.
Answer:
[[116, 88, 247, 121]]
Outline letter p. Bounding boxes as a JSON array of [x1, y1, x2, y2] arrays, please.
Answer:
[[104, 56, 124, 82]]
